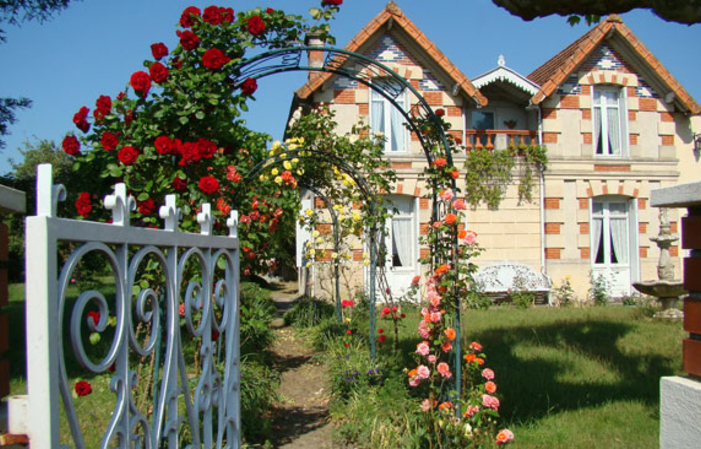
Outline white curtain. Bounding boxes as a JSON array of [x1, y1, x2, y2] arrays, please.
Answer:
[[607, 106, 621, 155], [610, 217, 628, 264], [592, 217, 603, 263], [390, 105, 405, 152], [371, 94, 385, 137], [593, 107, 602, 155], [391, 217, 413, 267]]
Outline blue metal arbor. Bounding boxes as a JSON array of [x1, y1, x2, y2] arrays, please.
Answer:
[[230, 45, 467, 391]]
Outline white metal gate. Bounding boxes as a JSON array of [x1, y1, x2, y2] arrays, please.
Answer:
[[15, 164, 241, 448]]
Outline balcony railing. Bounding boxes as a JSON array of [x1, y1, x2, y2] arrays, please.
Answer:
[[465, 130, 538, 151]]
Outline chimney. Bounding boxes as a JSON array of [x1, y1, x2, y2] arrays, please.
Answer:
[[305, 33, 325, 81]]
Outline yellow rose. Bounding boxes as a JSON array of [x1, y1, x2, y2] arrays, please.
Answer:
[[305, 209, 313, 216], [271, 168, 279, 176], [283, 161, 292, 170], [274, 176, 283, 184]]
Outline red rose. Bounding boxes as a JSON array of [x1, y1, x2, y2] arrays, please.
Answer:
[[322, 0, 343, 5], [247, 15, 265, 35], [62, 135, 80, 155], [198, 176, 220, 195], [220, 7, 234, 23], [197, 138, 217, 158], [73, 106, 90, 133], [268, 218, 279, 233], [117, 146, 139, 165], [101, 132, 119, 151], [450, 168, 460, 179], [151, 42, 169, 60], [435, 108, 445, 117], [265, 7, 275, 13], [180, 6, 201, 28], [149, 62, 169, 84], [75, 192, 92, 217], [172, 176, 187, 192], [138, 198, 156, 215], [130, 71, 151, 97], [241, 77, 257, 96], [378, 335, 386, 343], [93, 95, 112, 121], [171, 57, 184, 70], [154, 135, 176, 154], [177, 30, 200, 51], [202, 48, 230, 70], [178, 141, 201, 166], [87, 310, 100, 326], [74, 380, 92, 397], [203, 5, 223, 24]]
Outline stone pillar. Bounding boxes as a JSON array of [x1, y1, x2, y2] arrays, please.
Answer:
[[650, 181, 701, 448]]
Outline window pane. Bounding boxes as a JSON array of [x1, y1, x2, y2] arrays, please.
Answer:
[[472, 111, 494, 130]]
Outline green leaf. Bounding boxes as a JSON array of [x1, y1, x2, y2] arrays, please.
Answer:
[[179, 116, 189, 125], [137, 192, 149, 201], [195, 111, 205, 120], [309, 7, 321, 19], [89, 332, 101, 345]]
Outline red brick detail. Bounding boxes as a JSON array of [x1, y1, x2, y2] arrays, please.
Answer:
[[618, 185, 625, 195], [580, 247, 590, 259], [357, 82, 368, 90], [640, 247, 648, 258], [545, 248, 561, 260], [391, 162, 412, 169], [544, 223, 561, 234], [628, 110, 637, 121], [542, 132, 559, 144], [629, 134, 638, 146], [448, 130, 462, 142], [334, 89, 355, 104], [583, 133, 592, 144], [639, 98, 658, 112], [414, 187, 421, 197], [581, 109, 591, 120], [353, 249, 364, 261], [661, 135, 675, 146], [410, 79, 420, 89], [316, 223, 332, 235], [660, 111, 674, 122], [580, 222, 590, 234], [420, 198, 430, 210], [639, 222, 647, 234], [447, 106, 462, 117], [670, 246, 679, 257], [594, 164, 631, 172], [396, 184, 403, 194], [627, 86, 637, 97], [317, 250, 332, 262], [671, 221, 678, 233], [579, 198, 589, 209], [544, 198, 560, 209], [542, 108, 557, 119], [424, 92, 443, 106], [633, 188, 640, 198], [411, 131, 420, 141], [314, 197, 325, 208], [359, 128, 369, 138], [580, 85, 591, 96], [358, 103, 369, 115], [420, 223, 430, 235], [586, 187, 594, 197], [638, 198, 647, 209], [420, 248, 430, 259], [560, 95, 580, 109], [685, 300, 701, 335], [683, 338, 701, 378], [602, 184, 609, 195]]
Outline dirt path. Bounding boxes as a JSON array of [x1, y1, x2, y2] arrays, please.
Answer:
[[267, 282, 334, 449]]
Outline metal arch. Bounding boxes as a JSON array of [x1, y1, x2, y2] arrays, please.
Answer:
[[232, 46, 461, 366]]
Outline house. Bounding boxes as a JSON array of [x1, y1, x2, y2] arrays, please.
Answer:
[[289, 2, 701, 301]]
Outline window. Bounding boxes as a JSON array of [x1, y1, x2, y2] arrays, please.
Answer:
[[370, 85, 407, 153], [593, 86, 627, 156], [472, 111, 494, 147], [591, 200, 629, 266]]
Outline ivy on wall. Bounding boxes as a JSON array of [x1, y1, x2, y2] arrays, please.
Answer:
[[463, 144, 548, 208]]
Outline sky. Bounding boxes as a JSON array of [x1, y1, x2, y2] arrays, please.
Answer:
[[1, 0, 700, 175]]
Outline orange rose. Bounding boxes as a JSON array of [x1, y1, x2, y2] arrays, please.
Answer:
[[438, 401, 453, 410], [444, 213, 457, 225], [465, 353, 476, 363], [435, 264, 450, 275], [408, 369, 418, 378], [444, 328, 456, 341], [485, 381, 497, 394]]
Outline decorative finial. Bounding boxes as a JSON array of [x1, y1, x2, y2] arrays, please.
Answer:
[[104, 183, 135, 227], [159, 195, 181, 232], [36, 163, 66, 218], [386, 1, 401, 15], [227, 210, 239, 238], [498, 54, 506, 67], [197, 203, 213, 236]]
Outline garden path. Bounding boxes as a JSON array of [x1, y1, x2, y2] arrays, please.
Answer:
[[268, 282, 334, 449]]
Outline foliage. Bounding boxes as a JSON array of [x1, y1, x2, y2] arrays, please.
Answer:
[[464, 144, 548, 209], [240, 283, 277, 357], [284, 296, 335, 328], [61, 3, 342, 277], [589, 271, 611, 306], [552, 276, 575, 307], [0, 97, 32, 149], [240, 357, 280, 443]]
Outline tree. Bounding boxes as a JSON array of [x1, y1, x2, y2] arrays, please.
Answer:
[[491, 0, 701, 25]]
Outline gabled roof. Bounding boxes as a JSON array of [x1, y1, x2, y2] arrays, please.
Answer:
[[473, 55, 540, 96], [527, 15, 700, 115], [295, 1, 488, 106]]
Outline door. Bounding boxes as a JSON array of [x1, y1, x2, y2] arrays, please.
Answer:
[[381, 195, 418, 297], [591, 199, 631, 297]]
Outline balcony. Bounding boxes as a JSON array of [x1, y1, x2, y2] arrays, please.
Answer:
[[465, 130, 538, 151]]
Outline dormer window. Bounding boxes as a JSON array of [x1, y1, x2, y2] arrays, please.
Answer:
[[593, 85, 628, 156], [370, 84, 408, 154]]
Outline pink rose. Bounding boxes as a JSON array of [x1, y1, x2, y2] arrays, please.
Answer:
[[428, 355, 436, 364], [418, 320, 431, 339], [440, 189, 454, 202], [463, 230, 478, 245], [420, 399, 432, 412], [430, 312, 442, 323], [496, 429, 514, 445], [482, 368, 495, 380], [417, 365, 430, 379], [416, 341, 430, 357], [482, 394, 500, 411], [437, 362, 452, 379], [464, 405, 480, 417], [453, 198, 466, 210]]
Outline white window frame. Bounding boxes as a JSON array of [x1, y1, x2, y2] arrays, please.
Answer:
[[592, 85, 629, 157], [370, 84, 409, 154], [590, 198, 630, 269]]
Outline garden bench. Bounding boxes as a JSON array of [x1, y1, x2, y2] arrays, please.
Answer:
[[473, 261, 552, 305]]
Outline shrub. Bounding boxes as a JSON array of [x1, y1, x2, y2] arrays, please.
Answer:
[[284, 296, 335, 328], [240, 357, 280, 443], [240, 283, 276, 357], [589, 272, 611, 306], [552, 276, 575, 307]]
